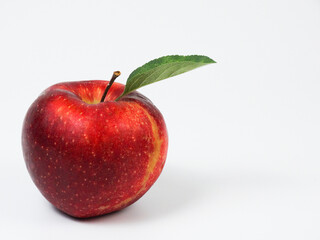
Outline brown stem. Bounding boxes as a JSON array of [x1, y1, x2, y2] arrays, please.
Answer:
[[100, 71, 121, 102]]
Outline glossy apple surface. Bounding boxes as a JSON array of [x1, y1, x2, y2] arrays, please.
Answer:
[[22, 80, 168, 218]]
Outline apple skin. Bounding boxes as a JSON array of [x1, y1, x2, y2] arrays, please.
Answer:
[[22, 80, 168, 218]]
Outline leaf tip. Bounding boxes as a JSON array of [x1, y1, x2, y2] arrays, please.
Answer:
[[189, 55, 216, 64]]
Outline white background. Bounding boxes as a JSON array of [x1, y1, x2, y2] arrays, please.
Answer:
[[1, 0, 320, 239]]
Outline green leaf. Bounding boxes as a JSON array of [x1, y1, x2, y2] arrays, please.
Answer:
[[116, 55, 215, 100]]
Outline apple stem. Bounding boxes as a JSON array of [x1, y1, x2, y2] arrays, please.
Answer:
[[100, 71, 121, 102]]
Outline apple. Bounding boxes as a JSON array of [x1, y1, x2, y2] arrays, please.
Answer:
[[22, 55, 214, 218], [22, 79, 168, 218]]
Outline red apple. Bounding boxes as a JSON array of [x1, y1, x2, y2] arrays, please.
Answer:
[[22, 55, 215, 218], [22, 80, 168, 218]]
